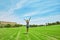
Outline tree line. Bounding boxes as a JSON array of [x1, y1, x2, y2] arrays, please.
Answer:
[[0, 24, 23, 28], [30, 21, 60, 27], [0, 21, 60, 28], [46, 21, 60, 26]]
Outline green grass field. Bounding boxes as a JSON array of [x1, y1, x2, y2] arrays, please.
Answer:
[[0, 25, 60, 40]]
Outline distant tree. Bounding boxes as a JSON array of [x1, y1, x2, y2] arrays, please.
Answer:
[[30, 25, 38, 27], [52, 23, 56, 25], [38, 25, 44, 27], [47, 23, 52, 25], [13, 24, 22, 27], [46, 21, 60, 26], [56, 21, 60, 24], [5, 24, 11, 28]]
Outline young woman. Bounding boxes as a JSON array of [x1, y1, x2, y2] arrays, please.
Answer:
[[24, 17, 31, 33]]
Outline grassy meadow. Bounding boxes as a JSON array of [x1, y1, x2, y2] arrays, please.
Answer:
[[0, 25, 60, 40]]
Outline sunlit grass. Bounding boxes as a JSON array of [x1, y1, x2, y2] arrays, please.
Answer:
[[0, 25, 60, 40]]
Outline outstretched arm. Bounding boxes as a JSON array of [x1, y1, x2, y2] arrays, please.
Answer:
[[29, 17, 31, 21]]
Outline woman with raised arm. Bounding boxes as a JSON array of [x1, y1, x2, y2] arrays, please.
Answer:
[[24, 17, 31, 33]]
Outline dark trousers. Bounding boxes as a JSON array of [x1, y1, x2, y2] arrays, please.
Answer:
[[26, 26, 29, 33]]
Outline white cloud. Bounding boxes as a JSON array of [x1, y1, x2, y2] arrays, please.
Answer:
[[0, 0, 60, 25], [23, 11, 38, 17], [23, 8, 55, 17], [0, 0, 28, 23], [0, 12, 18, 22], [16, 15, 60, 25], [30, 15, 60, 25], [15, 0, 28, 9]]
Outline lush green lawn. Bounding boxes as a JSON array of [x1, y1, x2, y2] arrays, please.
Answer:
[[0, 25, 60, 40]]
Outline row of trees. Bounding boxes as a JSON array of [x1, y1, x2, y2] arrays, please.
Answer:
[[0, 24, 23, 28], [46, 21, 60, 26], [29, 25, 44, 27], [0, 21, 60, 28], [29, 21, 60, 27]]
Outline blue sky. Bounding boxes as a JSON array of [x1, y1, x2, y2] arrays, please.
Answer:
[[0, 0, 60, 25]]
